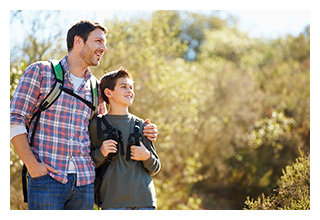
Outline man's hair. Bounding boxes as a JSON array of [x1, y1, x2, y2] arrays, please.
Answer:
[[67, 20, 107, 52], [100, 67, 133, 104]]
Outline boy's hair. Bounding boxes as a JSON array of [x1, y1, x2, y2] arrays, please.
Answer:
[[67, 20, 108, 52], [100, 67, 133, 104]]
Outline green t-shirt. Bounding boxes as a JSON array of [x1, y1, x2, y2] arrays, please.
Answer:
[[89, 113, 161, 209]]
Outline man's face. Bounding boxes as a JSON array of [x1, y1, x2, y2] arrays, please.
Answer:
[[79, 28, 107, 66]]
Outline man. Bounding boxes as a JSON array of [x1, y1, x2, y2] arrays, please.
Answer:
[[10, 20, 158, 210]]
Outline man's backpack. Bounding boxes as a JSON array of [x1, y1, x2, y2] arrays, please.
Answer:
[[93, 115, 143, 208], [22, 60, 99, 203]]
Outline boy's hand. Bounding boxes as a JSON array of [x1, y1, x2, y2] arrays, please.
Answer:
[[130, 142, 151, 161], [100, 139, 118, 157], [143, 119, 158, 142]]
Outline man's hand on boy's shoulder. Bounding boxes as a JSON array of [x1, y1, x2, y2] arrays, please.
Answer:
[[143, 119, 158, 142]]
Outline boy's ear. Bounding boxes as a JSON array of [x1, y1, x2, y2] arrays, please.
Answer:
[[104, 88, 112, 98]]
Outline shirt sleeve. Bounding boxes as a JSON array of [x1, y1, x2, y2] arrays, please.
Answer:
[[97, 80, 107, 115], [10, 124, 27, 140], [10, 62, 42, 128], [141, 123, 161, 176], [89, 117, 106, 167]]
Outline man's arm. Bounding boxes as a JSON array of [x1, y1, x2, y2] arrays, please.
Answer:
[[11, 133, 57, 178], [10, 62, 57, 178]]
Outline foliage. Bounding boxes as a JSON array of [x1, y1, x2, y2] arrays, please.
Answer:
[[10, 10, 310, 210], [244, 152, 310, 210]]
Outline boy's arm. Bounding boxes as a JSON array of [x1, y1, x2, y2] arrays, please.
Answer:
[[130, 134, 161, 176], [89, 118, 106, 167], [141, 138, 161, 176]]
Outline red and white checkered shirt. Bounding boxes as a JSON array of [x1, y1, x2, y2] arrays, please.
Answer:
[[10, 55, 105, 186]]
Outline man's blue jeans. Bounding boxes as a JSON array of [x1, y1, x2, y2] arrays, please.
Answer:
[[28, 173, 94, 210]]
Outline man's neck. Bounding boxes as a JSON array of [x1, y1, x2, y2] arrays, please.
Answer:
[[66, 53, 88, 78]]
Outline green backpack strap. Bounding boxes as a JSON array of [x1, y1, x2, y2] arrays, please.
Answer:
[[29, 60, 64, 145], [90, 75, 99, 119], [50, 60, 64, 81], [52, 59, 98, 119]]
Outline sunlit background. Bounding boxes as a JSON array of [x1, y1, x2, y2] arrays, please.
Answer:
[[9, 8, 312, 212]]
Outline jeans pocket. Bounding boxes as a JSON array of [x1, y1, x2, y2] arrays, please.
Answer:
[[29, 173, 50, 186], [30, 173, 48, 180]]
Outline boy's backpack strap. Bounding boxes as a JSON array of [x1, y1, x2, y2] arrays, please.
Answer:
[[126, 116, 143, 161], [101, 115, 125, 156], [133, 119, 143, 146], [101, 115, 114, 131]]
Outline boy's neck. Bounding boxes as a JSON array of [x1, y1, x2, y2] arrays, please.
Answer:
[[107, 105, 129, 115]]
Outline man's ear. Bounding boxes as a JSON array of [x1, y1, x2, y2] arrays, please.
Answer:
[[74, 36, 83, 49]]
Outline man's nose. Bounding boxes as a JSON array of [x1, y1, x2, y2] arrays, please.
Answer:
[[101, 44, 107, 52]]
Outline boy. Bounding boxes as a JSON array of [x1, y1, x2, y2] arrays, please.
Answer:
[[89, 67, 161, 210]]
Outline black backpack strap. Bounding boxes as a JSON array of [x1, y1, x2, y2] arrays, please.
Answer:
[[94, 158, 111, 207], [22, 164, 28, 203], [28, 60, 64, 146], [61, 87, 95, 110], [101, 116, 124, 156], [133, 119, 142, 146], [126, 117, 143, 161]]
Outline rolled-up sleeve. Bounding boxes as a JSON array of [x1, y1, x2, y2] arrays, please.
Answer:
[[10, 63, 42, 128]]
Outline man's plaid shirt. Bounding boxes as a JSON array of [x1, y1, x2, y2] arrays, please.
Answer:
[[10, 55, 105, 186]]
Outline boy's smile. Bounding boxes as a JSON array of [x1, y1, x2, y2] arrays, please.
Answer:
[[106, 77, 135, 108]]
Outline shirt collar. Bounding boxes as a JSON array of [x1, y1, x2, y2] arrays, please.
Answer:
[[60, 55, 92, 81]]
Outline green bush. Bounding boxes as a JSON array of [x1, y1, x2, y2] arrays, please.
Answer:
[[244, 152, 310, 210]]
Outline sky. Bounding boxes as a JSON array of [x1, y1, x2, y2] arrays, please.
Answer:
[[10, 10, 310, 53], [71, 10, 310, 39], [219, 10, 309, 38]]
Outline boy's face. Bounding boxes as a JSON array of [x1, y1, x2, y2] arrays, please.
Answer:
[[105, 77, 134, 107], [79, 28, 107, 66]]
